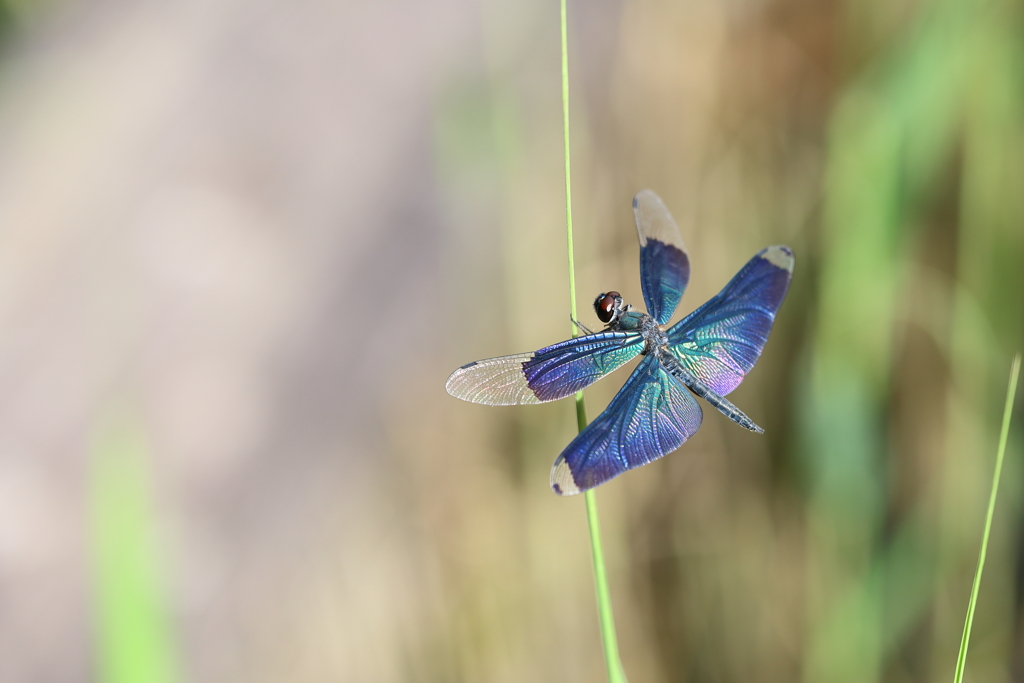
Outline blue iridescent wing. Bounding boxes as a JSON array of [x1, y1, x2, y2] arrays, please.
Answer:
[[550, 354, 703, 494], [446, 332, 644, 405], [634, 190, 691, 325], [666, 245, 793, 396]]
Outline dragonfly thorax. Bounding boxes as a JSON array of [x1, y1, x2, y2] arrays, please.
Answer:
[[637, 315, 669, 355]]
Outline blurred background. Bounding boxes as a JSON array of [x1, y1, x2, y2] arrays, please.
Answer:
[[0, 0, 1021, 681]]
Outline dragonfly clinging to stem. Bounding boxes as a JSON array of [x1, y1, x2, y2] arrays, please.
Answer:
[[446, 190, 793, 495]]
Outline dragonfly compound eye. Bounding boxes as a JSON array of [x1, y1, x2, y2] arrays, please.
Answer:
[[594, 291, 620, 323]]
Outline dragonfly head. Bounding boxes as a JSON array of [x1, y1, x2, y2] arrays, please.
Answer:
[[594, 291, 627, 326]]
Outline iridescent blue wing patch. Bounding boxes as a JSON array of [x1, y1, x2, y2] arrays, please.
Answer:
[[634, 190, 690, 325], [446, 331, 643, 405], [666, 245, 793, 396], [550, 354, 703, 495]]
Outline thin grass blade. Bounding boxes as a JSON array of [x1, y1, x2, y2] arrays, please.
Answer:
[[952, 353, 1020, 683], [559, 0, 627, 680]]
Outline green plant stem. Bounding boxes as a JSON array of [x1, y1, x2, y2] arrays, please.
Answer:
[[952, 353, 1020, 683], [560, 1, 627, 681], [584, 489, 627, 682], [560, 0, 577, 329]]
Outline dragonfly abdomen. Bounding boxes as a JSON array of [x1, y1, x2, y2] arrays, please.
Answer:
[[655, 349, 764, 433]]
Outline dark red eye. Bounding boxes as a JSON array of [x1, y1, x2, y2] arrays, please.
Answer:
[[594, 291, 620, 323]]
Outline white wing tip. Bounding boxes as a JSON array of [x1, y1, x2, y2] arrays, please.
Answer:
[[445, 355, 542, 405], [444, 363, 473, 399], [633, 188, 660, 207], [759, 245, 794, 273], [550, 457, 581, 496], [632, 189, 681, 250]]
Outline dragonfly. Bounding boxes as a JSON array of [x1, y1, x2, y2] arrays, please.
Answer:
[[446, 190, 793, 495]]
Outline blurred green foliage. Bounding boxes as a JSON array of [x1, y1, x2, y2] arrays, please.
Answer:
[[804, 0, 1024, 681], [91, 414, 178, 683]]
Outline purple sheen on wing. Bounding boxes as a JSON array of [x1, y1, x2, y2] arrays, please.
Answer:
[[667, 245, 793, 395]]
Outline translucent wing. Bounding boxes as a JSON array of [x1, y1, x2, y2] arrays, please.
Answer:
[[634, 189, 690, 325], [550, 354, 703, 494], [446, 331, 643, 406], [666, 245, 793, 396]]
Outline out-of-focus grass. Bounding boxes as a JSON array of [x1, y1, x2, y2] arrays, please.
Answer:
[[90, 414, 177, 683], [802, 0, 1024, 680]]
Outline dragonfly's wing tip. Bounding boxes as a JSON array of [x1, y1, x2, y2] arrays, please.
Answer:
[[632, 188, 658, 208], [444, 354, 542, 405], [444, 363, 473, 397], [550, 457, 582, 496], [443, 372, 462, 399], [633, 190, 689, 323], [759, 245, 794, 273]]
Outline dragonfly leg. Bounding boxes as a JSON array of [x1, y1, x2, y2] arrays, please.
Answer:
[[570, 315, 595, 336]]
